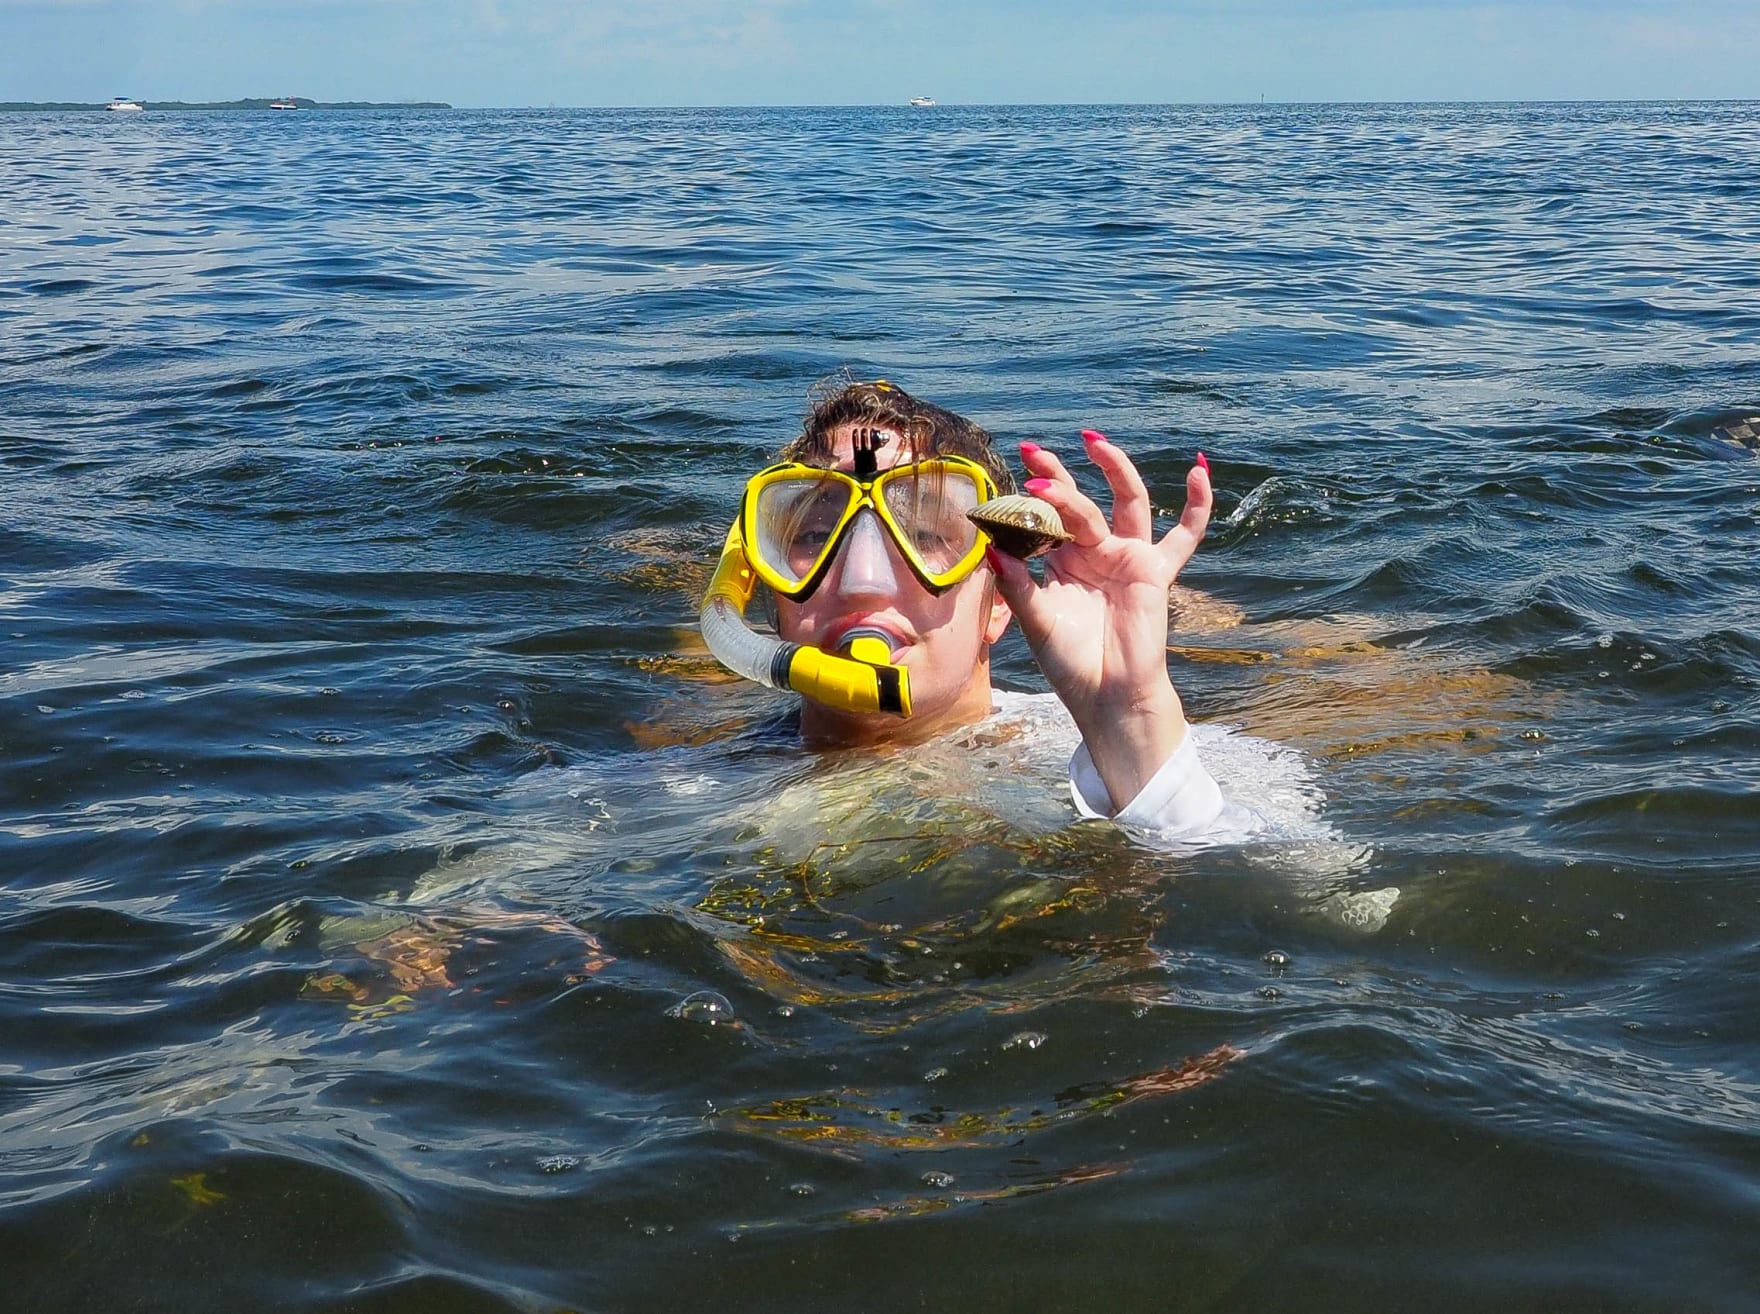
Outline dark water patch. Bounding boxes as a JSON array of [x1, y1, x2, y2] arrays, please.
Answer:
[[649, 349, 879, 382], [127, 446, 301, 495], [0, 340, 108, 369], [204, 376, 275, 399], [0, 1140, 416, 1313], [1543, 784, 1760, 862], [61, 339, 227, 376], [1462, 465, 1654, 512], [1147, 376, 1246, 407], [285, 271, 468, 297], [213, 201, 308, 223], [327, 1274, 542, 1314], [1504, 626, 1760, 696], [1283, 553, 1461, 616], [1651, 716, 1760, 756], [270, 307, 369, 334], [0, 905, 208, 989], [0, 526, 112, 573], [1500, 426, 1677, 458], [0, 954, 316, 1072], [437, 475, 675, 534], [620, 406, 753, 440], [451, 447, 605, 479], [16, 278, 97, 295]]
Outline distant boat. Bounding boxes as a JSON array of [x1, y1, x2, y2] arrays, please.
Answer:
[[269, 98, 300, 110], [106, 97, 144, 112], [909, 95, 936, 108]]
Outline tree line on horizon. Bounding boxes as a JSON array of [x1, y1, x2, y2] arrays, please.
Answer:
[[0, 98, 452, 111]]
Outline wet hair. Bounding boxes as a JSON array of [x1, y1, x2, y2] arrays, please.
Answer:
[[779, 377, 1016, 495]]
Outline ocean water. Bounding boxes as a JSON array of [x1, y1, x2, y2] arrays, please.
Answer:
[[4, 101, 1760, 1312]]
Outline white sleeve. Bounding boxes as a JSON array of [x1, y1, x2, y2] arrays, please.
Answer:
[[1068, 729, 1226, 837]]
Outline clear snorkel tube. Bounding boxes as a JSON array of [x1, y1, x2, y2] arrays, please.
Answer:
[[698, 520, 912, 716]]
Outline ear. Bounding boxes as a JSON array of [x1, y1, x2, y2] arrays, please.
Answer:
[[983, 589, 1013, 645]]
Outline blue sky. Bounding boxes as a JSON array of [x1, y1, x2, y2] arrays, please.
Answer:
[[4, 0, 1756, 106]]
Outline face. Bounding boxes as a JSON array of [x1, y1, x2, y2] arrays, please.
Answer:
[[774, 422, 1012, 744]]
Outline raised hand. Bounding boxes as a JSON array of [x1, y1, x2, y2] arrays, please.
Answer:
[[986, 430, 1212, 810]]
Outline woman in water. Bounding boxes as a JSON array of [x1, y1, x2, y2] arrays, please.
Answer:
[[702, 379, 1225, 838]]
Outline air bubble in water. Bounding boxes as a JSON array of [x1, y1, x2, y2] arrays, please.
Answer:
[[920, 1170, 955, 1188], [537, 1155, 580, 1174], [1001, 1031, 1046, 1051], [1263, 949, 1291, 969], [672, 990, 734, 1026]]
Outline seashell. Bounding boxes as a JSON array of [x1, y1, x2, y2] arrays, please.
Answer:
[[966, 495, 1074, 559]]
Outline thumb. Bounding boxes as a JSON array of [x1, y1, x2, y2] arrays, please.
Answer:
[[985, 546, 1051, 648]]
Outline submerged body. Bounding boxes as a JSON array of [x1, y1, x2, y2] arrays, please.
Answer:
[[396, 690, 1388, 950]]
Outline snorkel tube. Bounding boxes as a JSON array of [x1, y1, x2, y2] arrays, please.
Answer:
[[699, 521, 912, 717]]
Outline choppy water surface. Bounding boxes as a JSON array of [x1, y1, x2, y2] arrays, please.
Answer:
[[4, 102, 1760, 1312]]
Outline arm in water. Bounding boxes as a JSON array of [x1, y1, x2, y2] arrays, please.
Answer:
[[985, 432, 1220, 825]]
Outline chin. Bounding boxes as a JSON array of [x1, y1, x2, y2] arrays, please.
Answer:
[[798, 675, 993, 748]]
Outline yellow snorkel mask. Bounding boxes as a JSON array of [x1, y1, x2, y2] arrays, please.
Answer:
[[699, 428, 999, 718]]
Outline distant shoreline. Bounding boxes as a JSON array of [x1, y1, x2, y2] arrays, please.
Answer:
[[0, 99, 452, 112]]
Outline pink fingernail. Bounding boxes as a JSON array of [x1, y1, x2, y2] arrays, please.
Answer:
[[1196, 451, 1210, 473], [1081, 429, 1107, 445], [984, 546, 1005, 571], [1019, 441, 1042, 457], [1024, 478, 1053, 495]]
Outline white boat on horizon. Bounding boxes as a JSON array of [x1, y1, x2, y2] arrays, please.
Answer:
[[909, 95, 936, 108], [106, 97, 144, 112], [269, 98, 300, 110]]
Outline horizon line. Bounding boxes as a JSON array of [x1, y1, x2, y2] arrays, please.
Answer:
[[12, 95, 1760, 110]]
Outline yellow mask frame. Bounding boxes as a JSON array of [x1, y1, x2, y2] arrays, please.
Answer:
[[737, 456, 998, 602]]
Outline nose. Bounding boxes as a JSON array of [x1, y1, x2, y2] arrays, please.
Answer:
[[829, 509, 901, 601]]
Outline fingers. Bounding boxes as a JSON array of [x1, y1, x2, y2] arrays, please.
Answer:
[[1019, 442, 1109, 548], [1158, 458, 1213, 573], [1080, 430, 1153, 540], [1020, 435, 1202, 555]]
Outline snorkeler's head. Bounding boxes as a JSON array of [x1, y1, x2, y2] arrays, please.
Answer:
[[780, 378, 1017, 496], [754, 378, 1013, 742], [699, 377, 1019, 735]]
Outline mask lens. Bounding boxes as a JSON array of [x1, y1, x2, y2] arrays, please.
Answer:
[[750, 474, 855, 590], [880, 466, 983, 578]]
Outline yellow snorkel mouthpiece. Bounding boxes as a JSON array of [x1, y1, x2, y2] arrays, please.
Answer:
[[699, 523, 913, 717], [842, 634, 894, 666], [779, 632, 911, 716]]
